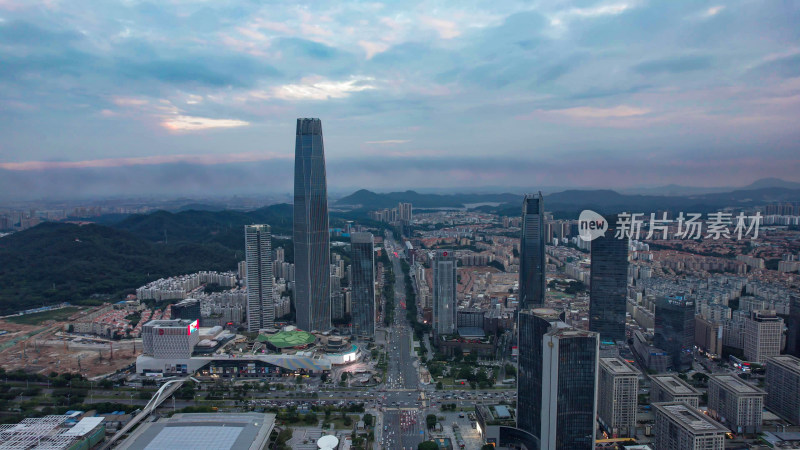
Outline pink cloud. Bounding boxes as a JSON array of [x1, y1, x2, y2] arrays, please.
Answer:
[[419, 17, 460, 39], [542, 105, 651, 119]]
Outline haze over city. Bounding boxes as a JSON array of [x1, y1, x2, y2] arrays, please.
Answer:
[[1, 1, 800, 199]]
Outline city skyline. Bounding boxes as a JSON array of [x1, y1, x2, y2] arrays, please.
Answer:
[[1, 1, 799, 199]]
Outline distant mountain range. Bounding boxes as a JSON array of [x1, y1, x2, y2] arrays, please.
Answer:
[[336, 189, 520, 209], [616, 177, 800, 196], [336, 185, 800, 215]]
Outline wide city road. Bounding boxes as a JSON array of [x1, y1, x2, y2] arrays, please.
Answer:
[[380, 234, 424, 450]]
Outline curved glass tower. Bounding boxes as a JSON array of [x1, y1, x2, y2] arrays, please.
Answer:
[[293, 118, 332, 332]]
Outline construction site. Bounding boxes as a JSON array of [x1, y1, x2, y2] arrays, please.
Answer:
[[0, 307, 140, 379]]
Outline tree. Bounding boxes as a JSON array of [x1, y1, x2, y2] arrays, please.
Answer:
[[418, 441, 439, 450], [482, 445, 496, 450], [426, 414, 437, 429], [691, 372, 709, 385], [436, 381, 443, 390], [363, 413, 374, 427]]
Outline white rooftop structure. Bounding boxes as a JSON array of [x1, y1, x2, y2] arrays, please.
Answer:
[[317, 434, 339, 449]]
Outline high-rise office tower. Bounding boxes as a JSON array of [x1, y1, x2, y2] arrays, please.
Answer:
[[519, 193, 545, 309], [518, 309, 560, 438], [293, 118, 331, 332], [787, 296, 800, 357], [589, 225, 629, 342], [743, 310, 783, 363], [598, 357, 639, 438], [350, 232, 375, 339], [654, 295, 695, 371], [433, 250, 457, 336], [541, 327, 600, 449], [331, 275, 343, 320], [518, 308, 599, 450], [245, 224, 274, 332]]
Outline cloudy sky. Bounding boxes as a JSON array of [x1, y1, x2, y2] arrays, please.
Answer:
[[1, 0, 799, 199]]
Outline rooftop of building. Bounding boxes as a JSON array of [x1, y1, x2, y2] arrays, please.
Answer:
[[600, 357, 639, 375], [547, 327, 597, 339], [256, 330, 316, 348], [143, 319, 195, 328], [653, 403, 729, 434], [710, 374, 766, 395], [174, 298, 199, 306], [117, 413, 275, 450], [350, 232, 373, 243], [768, 354, 800, 372], [457, 327, 485, 338], [750, 310, 781, 321], [0, 415, 105, 450], [651, 374, 701, 396]]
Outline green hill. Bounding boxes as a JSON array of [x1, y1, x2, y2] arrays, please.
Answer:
[[113, 203, 294, 251], [0, 222, 240, 314]]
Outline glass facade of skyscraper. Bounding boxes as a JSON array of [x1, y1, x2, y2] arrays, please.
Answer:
[[589, 227, 629, 342], [245, 224, 273, 332], [517, 308, 560, 445], [541, 329, 599, 450], [519, 193, 545, 309], [350, 232, 375, 339], [293, 118, 332, 332], [433, 250, 457, 336], [654, 295, 696, 371]]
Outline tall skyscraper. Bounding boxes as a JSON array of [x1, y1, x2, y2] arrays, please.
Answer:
[[245, 224, 274, 332], [787, 296, 800, 357], [350, 232, 375, 339], [518, 308, 599, 450], [293, 118, 331, 332], [589, 225, 629, 342], [541, 327, 599, 449], [518, 309, 560, 438], [519, 193, 545, 309], [654, 295, 695, 371], [433, 250, 457, 336]]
